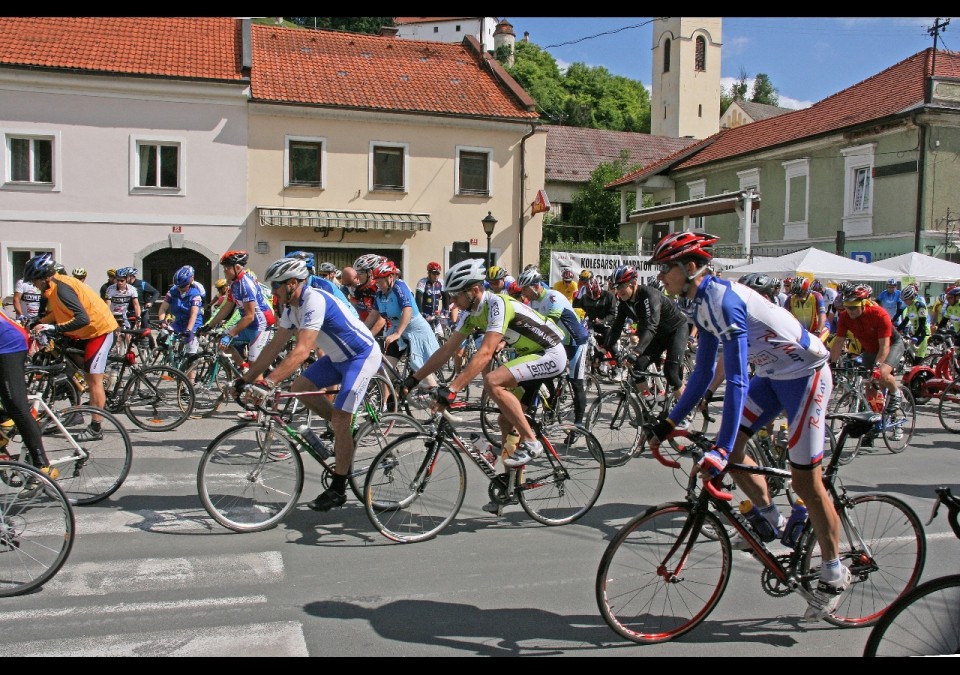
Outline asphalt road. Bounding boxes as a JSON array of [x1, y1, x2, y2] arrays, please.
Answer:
[[1, 393, 957, 657]]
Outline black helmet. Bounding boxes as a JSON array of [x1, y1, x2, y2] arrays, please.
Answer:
[[739, 272, 777, 301], [23, 253, 58, 282], [220, 250, 249, 267]]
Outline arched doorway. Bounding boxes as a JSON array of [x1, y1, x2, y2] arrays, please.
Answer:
[[143, 248, 213, 318]]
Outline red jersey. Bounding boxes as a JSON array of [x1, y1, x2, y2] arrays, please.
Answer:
[[835, 303, 893, 354]]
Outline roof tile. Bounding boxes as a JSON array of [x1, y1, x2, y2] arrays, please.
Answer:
[[546, 126, 696, 182]]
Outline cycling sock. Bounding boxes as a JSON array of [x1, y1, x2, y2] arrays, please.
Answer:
[[90, 421, 102, 432], [330, 472, 347, 494], [758, 503, 781, 529], [820, 557, 843, 583]]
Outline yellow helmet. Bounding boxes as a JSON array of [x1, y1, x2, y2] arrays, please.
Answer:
[[215, 278, 228, 289], [107, 268, 117, 277]]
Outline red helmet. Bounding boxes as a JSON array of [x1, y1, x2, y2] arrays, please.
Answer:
[[649, 231, 719, 264], [791, 277, 810, 295], [561, 268, 575, 281], [611, 264, 639, 286], [372, 260, 399, 280], [843, 284, 873, 304], [588, 278, 602, 299], [220, 250, 248, 267], [427, 261, 442, 273]]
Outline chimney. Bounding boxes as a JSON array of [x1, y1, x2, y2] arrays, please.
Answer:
[[523, 31, 529, 42]]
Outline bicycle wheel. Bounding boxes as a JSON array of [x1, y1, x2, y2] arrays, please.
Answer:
[[882, 385, 914, 453], [348, 413, 427, 503], [937, 380, 960, 433], [862, 574, 960, 656], [363, 432, 466, 543], [584, 390, 643, 468], [478, 390, 504, 448], [800, 493, 926, 627], [122, 365, 195, 431], [184, 353, 229, 417], [596, 503, 732, 644], [36, 406, 133, 505], [197, 422, 304, 533], [0, 461, 75, 597], [744, 438, 794, 506], [826, 386, 865, 465], [520, 423, 605, 526]]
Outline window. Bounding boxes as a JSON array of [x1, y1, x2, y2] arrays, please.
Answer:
[[663, 38, 671, 73], [285, 136, 325, 188], [782, 158, 810, 240], [455, 147, 491, 196], [841, 144, 876, 236], [695, 36, 706, 71], [3, 130, 60, 190], [130, 136, 183, 193], [852, 167, 871, 212], [370, 143, 407, 192], [434, 26, 439, 33], [737, 168, 761, 246], [455, 25, 461, 32], [686, 180, 706, 230]]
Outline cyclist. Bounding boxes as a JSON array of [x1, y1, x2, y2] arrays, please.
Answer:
[[13, 275, 42, 326], [349, 254, 383, 327], [518, 267, 589, 427], [936, 286, 960, 334], [365, 259, 441, 389], [604, 263, 690, 403], [99, 268, 117, 301], [876, 278, 904, 322], [316, 261, 339, 286], [285, 251, 358, 318], [25, 253, 119, 441], [104, 266, 142, 330], [202, 250, 276, 368], [237, 257, 382, 512], [896, 284, 929, 365], [124, 267, 161, 323], [787, 277, 830, 342], [210, 278, 229, 314], [484, 264, 512, 295], [552, 267, 578, 303], [156, 265, 205, 360], [642, 232, 847, 621], [415, 261, 447, 320], [403, 258, 567, 470], [574, 276, 618, 369], [72, 267, 88, 283]]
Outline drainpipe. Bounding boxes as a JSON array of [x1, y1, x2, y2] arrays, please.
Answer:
[[914, 116, 927, 253], [518, 123, 537, 267]]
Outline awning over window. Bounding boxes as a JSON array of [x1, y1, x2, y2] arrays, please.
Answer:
[[258, 207, 431, 232], [629, 191, 760, 224]]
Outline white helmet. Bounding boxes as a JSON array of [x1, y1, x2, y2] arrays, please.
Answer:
[[444, 258, 486, 293], [263, 258, 309, 284], [517, 268, 543, 288], [354, 254, 384, 272]]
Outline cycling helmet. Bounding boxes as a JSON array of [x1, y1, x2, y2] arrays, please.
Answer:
[[318, 262, 337, 275], [115, 267, 131, 279], [263, 258, 309, 284], [947, 287, 960, 298], [561, 268, 575, 281], [843, 284, 873, 304], [372, 260, 399, 280], [173, 265, 194, 288], [54, 263, 66, 274], [285, 250, 316, 270], [772, 278, 783, 292], [810, 279, 823, 293], [354, 254, 384, 272], [507, 281, 524, 298], [486, 265, 508, 281], [220, 250, 248, 267], [611, 264, 639, 286], [649, 231, 719, 264], [72, 267, 87, 279], [517, 268, 543, 288], [588, 278, 602, 299], [23, 253, 58, 282], [107, 268, 117, 277], [579, 269, 593, 281], [739, 272, 777, 301], [900, 284, 918, 302], [215, 278, 228, 290], [886, 278, 897, 286], [426, 261, 442, 273], [783, 277, 794, 290], [791, 277, 810, 295], [444, 258, 486, 293], [127, 267, 138, 277]]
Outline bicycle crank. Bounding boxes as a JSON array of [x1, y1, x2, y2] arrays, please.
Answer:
[[761, 555, 797, 597], [487, 473, 518, 506]]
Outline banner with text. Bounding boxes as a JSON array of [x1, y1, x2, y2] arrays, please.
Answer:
[[548, 251, 750, 286]]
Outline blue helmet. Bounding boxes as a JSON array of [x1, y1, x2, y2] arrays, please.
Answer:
[[285, 250, 315, 271], [115, 267, 131, 279], [23, 253, 58, 282], [173, 265, 194, 288]]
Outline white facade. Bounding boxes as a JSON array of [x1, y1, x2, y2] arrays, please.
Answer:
[[395, 18, 498, 52]]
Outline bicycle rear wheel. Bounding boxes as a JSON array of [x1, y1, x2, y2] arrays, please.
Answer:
[[197, 423, 304, 532], [363, 433, 466, 543], [519, 423, 605, 525], [596, 503, 731, 644], [348, 413, 426, 502], [0, 461, 75, 597], [184, 354, 229, 417], [37, 405, 133, 505], [800, 493, 926, 627], [881, 385, 914, 453], [826, 387, 865, 465], [862, 574, 960, 656], [123, 365, 195, 431], [937, 380, 960, 433], [584, 390, 643, 468]]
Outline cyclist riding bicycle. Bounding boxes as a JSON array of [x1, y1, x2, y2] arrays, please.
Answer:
[[896, 284, 930, 364], [642, 231, 848, 621], [415, 261, 448, 322], [404, 258, 567, 470], [155, 265, 205, 358], [787, 276, 830, 342]]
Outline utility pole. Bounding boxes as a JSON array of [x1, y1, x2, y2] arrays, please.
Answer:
[[928, 17, 949, 98]]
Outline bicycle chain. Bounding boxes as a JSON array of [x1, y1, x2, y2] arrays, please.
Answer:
[[761, 554, 797, 597]]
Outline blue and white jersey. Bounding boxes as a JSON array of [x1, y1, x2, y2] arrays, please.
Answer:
[[307, 274, 359, 318], [280, 286, 376, 363], [162, 284, 204, 333], [672, 275, 829, 452], [374, 278, 421, 323], [528, 288, 589, 346], [228, 270, 273, 326]]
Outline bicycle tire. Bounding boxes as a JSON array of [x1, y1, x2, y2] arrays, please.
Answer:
[[197, 422, 304, 532], [882, 385, 914, 453], [862, 573, 960, 656], [363, 432, 466, 543], [596, 503, 732, 644], [478, 391, 504, 449], [937, 380, 960, 433], [348, 413, 427, 503], [744, 438, 795, 507], [184, 353, 229, 417], [800, 492, 926, 627], [519, 423, 605, 526], [0, 460, 75, 597], [826, 386, 865, 465], [584, 390, 643, 468], [36, 405, 133, 505], [122, 364, 195, 431]]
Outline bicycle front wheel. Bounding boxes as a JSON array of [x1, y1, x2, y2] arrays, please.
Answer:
[[184, 354, 229, 417], [197, 423, 305, 533], [937, 380, 960, 433], [800, 493, 926, 627], [882, 385, 914, 453], [38, 405, 133, 505], [520, 423, 605, 525], [363, 432, 466, 543], [584, 390, 643, 468], [596, 503, 731, 644], [348, 413, 427, 503], [0, 460, 75, 597], [123, 365, 195, 431], [862, 574, 960, 656]]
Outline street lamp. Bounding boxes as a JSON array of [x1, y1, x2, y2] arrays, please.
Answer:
[[481, 211, 498, 267]]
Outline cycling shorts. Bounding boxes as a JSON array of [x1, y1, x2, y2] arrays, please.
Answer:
[[501, 343, 567, 385], [301, 344, 382, 414]]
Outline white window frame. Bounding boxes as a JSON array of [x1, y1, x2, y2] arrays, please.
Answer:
[[284, 135, 327, 189], [129, 134, 185, 195], [737, 168, 760, 246], [369, 141, 409, 193], [455, 145, 492, 197], [2, 129, 61, 192], [686, 179, 706, 230], [841, 143, 876, 236], [782, 158, 810, 240]]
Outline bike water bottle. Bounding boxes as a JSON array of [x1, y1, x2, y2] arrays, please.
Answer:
[[298, 424, 332, 460], [756, 427, 770, 450], [501, 431, 520, 465], [780, 499, 808, 549], [739, 499, 776, 542], [470, 434, 497, 465]]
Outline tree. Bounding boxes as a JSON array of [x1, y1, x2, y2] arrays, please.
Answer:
[[286, 17, 393, 34], [751, 73, 780, 106], [566, 151, 640, 242]]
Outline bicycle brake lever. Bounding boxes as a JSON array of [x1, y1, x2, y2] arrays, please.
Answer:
[[704, 476, 732, 501], [649, 441, 680, 469]]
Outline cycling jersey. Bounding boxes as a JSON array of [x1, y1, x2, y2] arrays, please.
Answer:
[[105, 283, 139, 326], [162, 283, 205, 334], [350, 281, 378, 322], [551, 279, 578, 303], [938, 300, 960, 332], [307, 274, 359, 318], [835, 303, 898, 354], [227, 270, 274, 333], [13, 279, 42, 319], [0, 312, 28, 354], [876, 288, 904, 321], [454, 290, 562, 356], [788, 291, 827, 332], [374, 278, 439, 370], [527, 287, 588, 347], [898, 298, 930, 338], [40, 274, 119, 340], [415, 276, 445, 317]]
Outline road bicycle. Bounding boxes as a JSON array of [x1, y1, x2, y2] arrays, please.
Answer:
[[362, 389, 606, 543], [863, 485, 960, 657], [197, 385, 426, 533], [595, 410, 926, 644], [1, 388, 132, 505], [0, 459, 75, 597]]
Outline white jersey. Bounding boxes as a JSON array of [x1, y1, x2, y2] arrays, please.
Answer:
[[14, 279, 42, 318], [279, 285, 377, 362], [105, 283, 139, 318]]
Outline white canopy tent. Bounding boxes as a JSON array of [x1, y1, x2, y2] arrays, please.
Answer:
[[724, 247, 896, 282], [869, 252, 960, 283]]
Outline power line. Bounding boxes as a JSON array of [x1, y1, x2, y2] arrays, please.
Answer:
[[542, 17, 664, 49]]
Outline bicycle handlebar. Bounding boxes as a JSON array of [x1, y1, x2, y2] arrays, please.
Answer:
[[930, 486, 960, 539], [648, 427, 733, 501]]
